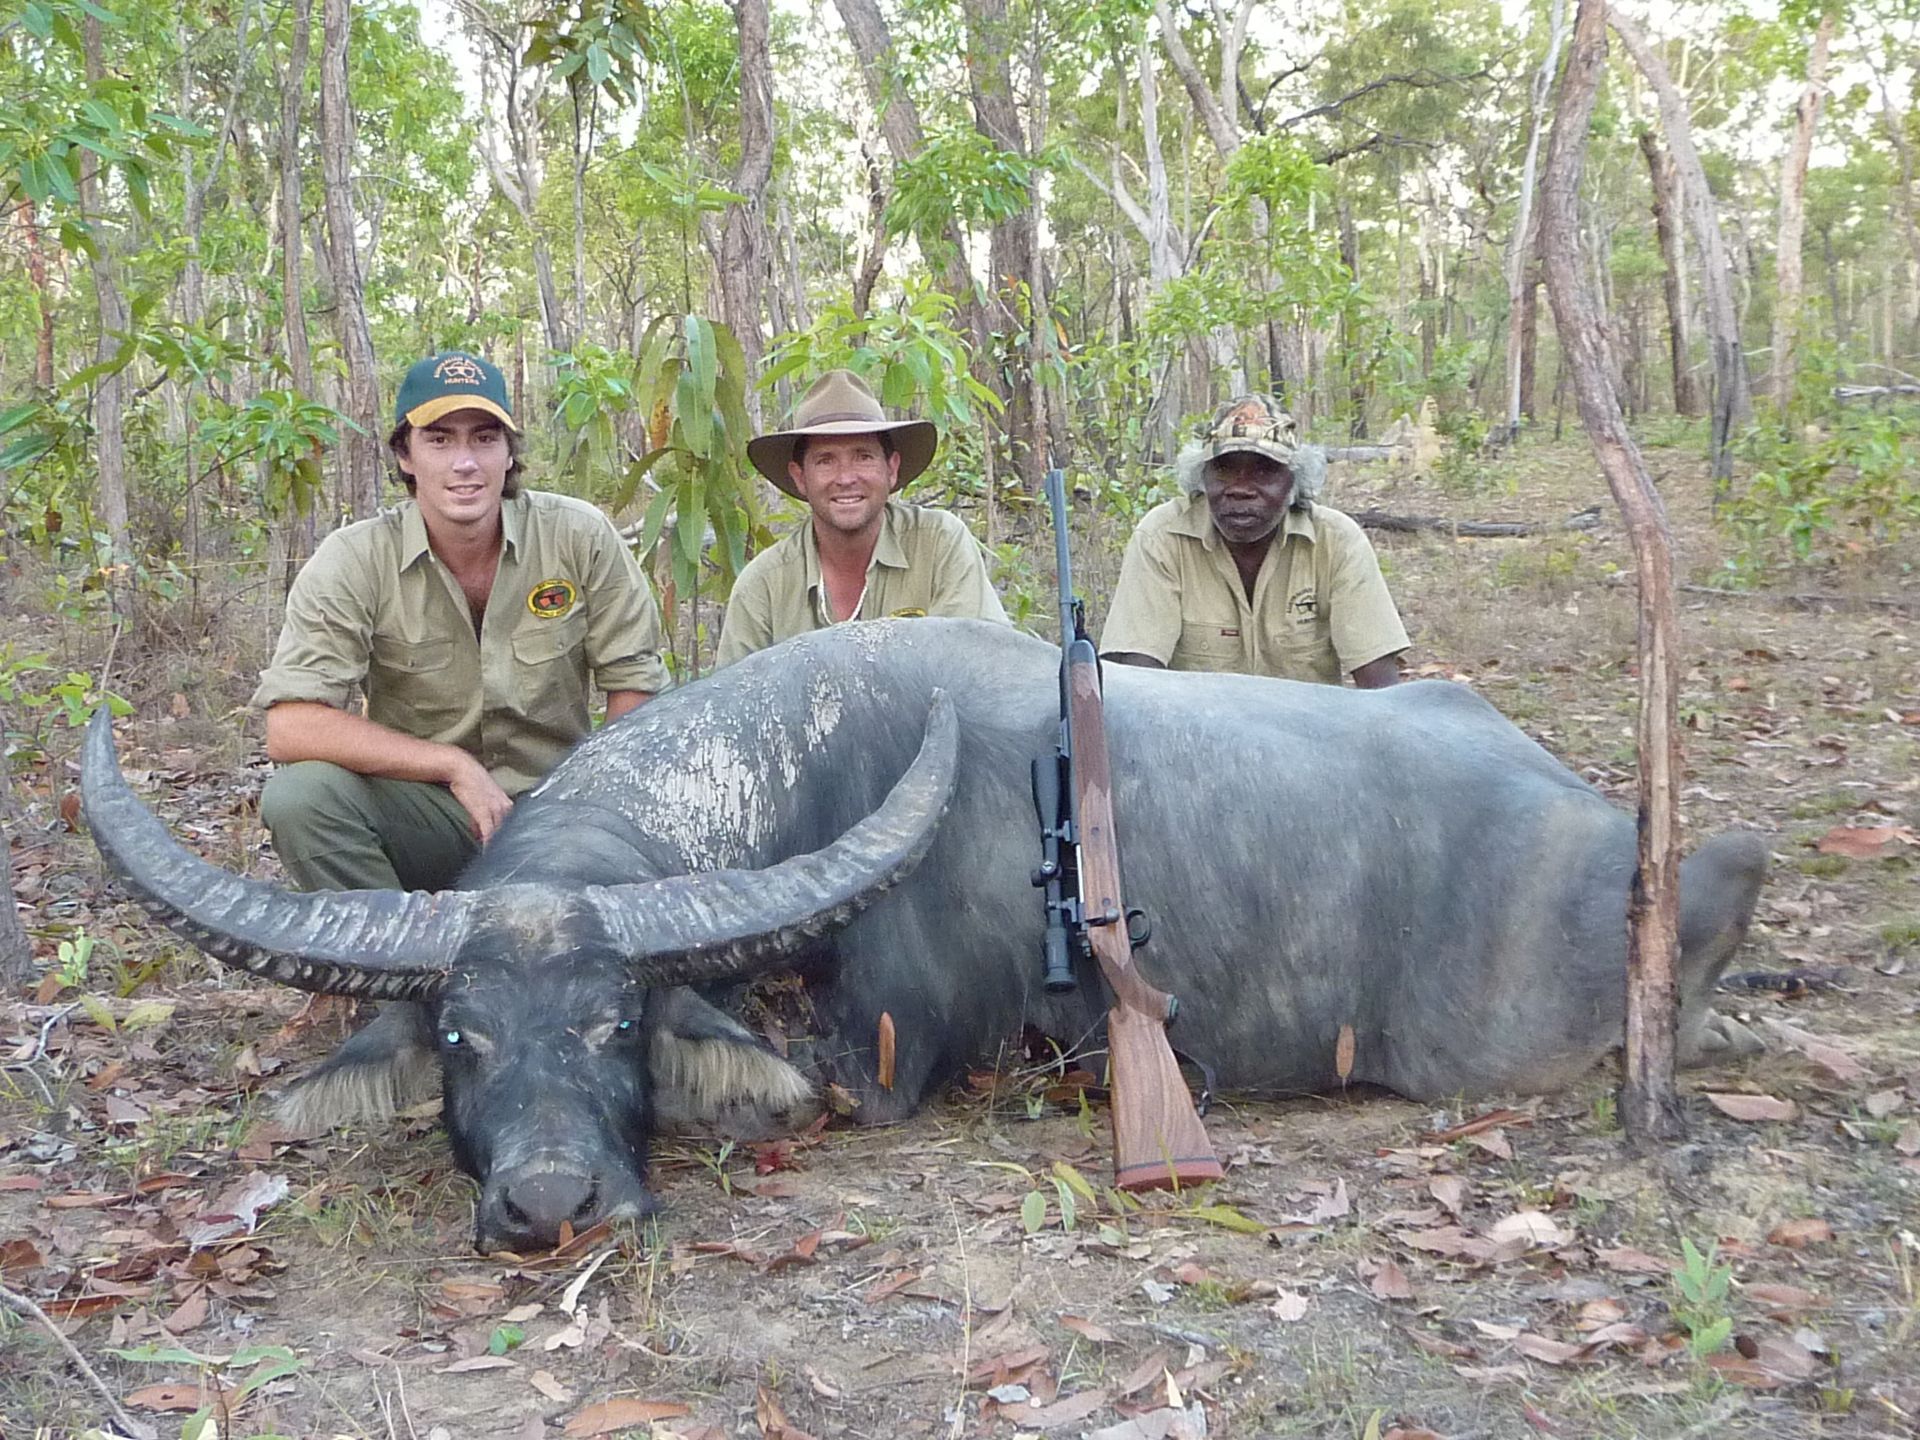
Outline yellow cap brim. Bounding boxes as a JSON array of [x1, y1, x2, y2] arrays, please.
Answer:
[[404, 395, 520, 433]]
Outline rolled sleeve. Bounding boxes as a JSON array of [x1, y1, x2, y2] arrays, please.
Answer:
[[580, 516, 670, 694], [250, 537, 373, 711], [928, 514, 1010, 624], [1098, 525, 1182, 663], [1323, 513, 1410, 674]]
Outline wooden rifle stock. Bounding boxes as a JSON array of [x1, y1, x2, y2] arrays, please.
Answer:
[[1065, 653, 1223, 1191]]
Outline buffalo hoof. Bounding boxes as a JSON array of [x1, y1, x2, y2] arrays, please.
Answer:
[[1680, 1009, 1766, 1067]]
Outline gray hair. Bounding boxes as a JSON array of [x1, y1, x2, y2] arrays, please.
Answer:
[[1174, 441, 1327, 508]]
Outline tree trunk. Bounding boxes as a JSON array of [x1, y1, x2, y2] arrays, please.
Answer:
[[18, 199, 56, 387], [713, 0, 774, 425], [78, 15, 131, 604], [1542, 0, 1686, 1144], [1518, 244, 1543, 418], [1770, 11, 1834, 411], [1610, 10, 1750, 483], [1503, 0, 1569, 442], [278, 0, 318, 572], [964, 0, 1040, 490], [1638, 129, 1700, 415], [319, 0, 382, 521], [830, 0, 985, 354], [0, 762, 31, 992]]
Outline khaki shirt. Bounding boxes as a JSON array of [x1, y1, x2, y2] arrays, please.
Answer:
[[253, 490, 670, 796], [1099, 495, 1408, 684], [715, 500, 1009, 667]]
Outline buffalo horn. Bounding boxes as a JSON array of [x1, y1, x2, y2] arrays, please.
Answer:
[[80, 709, 474, 998], [595, 690, 959, 986]]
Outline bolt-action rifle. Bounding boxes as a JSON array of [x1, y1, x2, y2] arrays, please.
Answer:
[[1030, 465, 1223, 1191]]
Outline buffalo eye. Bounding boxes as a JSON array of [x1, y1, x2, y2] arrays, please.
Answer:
[[444, 1029, 462, 1046], [617, 1019, 633, 1033]]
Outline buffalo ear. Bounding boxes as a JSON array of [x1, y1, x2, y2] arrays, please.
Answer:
[[646, 988, 818, 1141]]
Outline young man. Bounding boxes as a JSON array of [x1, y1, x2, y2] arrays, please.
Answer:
[[714, 369, 1009, 667], [253, 350, 669, 897], [1100, 395, 1408, 688]]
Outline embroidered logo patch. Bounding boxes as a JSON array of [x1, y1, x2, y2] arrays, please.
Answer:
[[434, 354, 484, 387], [1288, 587, 1318, 619], [527, 578, 578, 619], [1220, 627, 1241, 638], [888, 607, 928, 619]]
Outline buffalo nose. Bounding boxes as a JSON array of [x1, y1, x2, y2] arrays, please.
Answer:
[[499, 1169, 601, 1241]]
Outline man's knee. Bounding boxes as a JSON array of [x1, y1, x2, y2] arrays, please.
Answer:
[[259, 761, 370, 846]]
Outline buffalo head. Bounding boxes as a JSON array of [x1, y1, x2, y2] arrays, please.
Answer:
[[81, 695, 958, 1249]]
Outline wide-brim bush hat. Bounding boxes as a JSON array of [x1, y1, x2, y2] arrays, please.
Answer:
[[747, 369, 938, 498]]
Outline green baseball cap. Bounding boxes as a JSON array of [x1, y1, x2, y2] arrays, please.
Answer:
[[394, 351, 518, 433]]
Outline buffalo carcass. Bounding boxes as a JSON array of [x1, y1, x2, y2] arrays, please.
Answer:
[[84, 619, 1767, 1249]]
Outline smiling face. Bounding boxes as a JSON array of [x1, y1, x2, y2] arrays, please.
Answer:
[[789, 432, 900, 544], [394, 408, 512, 539], [1202, 451, 1295, 547]]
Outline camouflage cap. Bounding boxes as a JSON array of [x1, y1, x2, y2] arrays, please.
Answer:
[[1203, 394, 1298, 467]]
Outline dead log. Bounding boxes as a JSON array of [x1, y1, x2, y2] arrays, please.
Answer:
[[1834, 384, 1920, 400], [1350, 506, 1601, 538], [1542, 0, 1688, 1143]]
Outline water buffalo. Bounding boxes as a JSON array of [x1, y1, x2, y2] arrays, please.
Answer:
[[84, 619, 1767, 1250]]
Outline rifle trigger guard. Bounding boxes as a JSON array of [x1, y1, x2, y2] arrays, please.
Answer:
[[1125, 907, 1151, 950]]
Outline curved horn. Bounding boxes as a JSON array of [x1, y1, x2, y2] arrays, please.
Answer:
[[80, 709, 477, 998], [594, 689, 960, 986]]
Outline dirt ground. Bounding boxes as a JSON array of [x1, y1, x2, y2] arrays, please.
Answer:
[[3, 437, 1918, 1439]]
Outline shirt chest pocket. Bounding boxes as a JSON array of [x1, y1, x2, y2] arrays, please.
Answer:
[[367, 634, 465, 728], [1173, 617, 1246, 672], [511, 614, 587, 666], [511, 615, 589, 724]]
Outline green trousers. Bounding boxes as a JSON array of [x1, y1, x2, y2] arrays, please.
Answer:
[[259, 761, 478, 893]]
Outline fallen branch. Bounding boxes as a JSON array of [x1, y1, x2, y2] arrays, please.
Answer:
[[1349, 506, 1601, 538], [0, 1282, 158, 1440], [1605, 577, 1916, 612], [1833, 384, 1920, 400]]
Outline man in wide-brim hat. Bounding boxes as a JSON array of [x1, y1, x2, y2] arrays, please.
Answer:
[[716, 368, 1008, 666]]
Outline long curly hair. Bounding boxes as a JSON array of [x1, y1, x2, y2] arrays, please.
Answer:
[[1174, 441, 1327, 509]]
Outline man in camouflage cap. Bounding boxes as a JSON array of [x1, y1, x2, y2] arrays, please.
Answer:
[[1100, 395, 1407, 687]]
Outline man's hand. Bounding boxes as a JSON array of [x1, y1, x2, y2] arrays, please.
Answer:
[[1103, 651, 1167, 670], [447, 754, 514, 842], [265, 702, 514, 838]]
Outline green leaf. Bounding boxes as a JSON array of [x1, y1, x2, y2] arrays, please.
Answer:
[[21, 2, 52, 39], [110, 1344, 216, 1366], [0, 433, 56, 469], [151, 111, 213, 138], [1183, 1204, 1269, 1235], [79, 99, 121, 133], [674, 478, 706, 567], [0, 403, 43, 438], [611, 447, 675, 516], [1020, 1190, 1047, 1234], [1051, 1161, 1097, 1203], [686, 314, 717, 413], [1052, 1178, 1077, 1232], [675, 365, 711, 457], [631, 482, 677, 559], [71, 0, 125, 24]]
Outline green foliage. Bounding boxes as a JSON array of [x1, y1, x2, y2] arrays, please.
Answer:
[[765, 283, 1001, 440], [0, 648, 132, 765], [523, 0, 654, 106], [0, 0, 211, 243], [886, 129, 1064, 240], [1722, 404, 1920, 578], [1671, 1237, 1734, 1357], [196, 388, 349, 519], [109, 1343, 303, 1440]]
